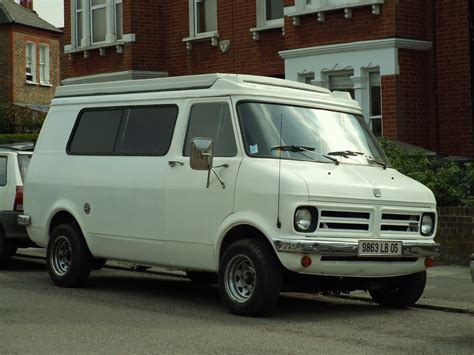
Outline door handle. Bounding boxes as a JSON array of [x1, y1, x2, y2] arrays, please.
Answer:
[[168, 161, 184, 167]]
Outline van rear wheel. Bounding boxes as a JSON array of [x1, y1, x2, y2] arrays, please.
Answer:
[[47, 223, 92, 287], [369, 271, 427, 308], [218, 239, 281, 317]]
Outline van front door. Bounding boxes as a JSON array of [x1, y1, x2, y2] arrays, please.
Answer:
[[163, 100, 242, 271]]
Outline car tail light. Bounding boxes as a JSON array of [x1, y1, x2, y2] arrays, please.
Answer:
[[14, 186, 24, 212]]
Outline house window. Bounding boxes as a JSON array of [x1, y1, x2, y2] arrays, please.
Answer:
[[257, 0, 284, 27], [369, 71, 382, 136], [191, 0, 217, 36], [328, 71, 355, 99], [76, 0, 83, 46], [91, 0, 107, 43], [114, 0, 123, 40], [71, 0, 124, 49], [25, 42, 36, 82], [39, 45, 50, 85]]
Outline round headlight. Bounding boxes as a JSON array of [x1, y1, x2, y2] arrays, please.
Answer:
[[295, 208, 312, 232], [421, 214, 434, 235]]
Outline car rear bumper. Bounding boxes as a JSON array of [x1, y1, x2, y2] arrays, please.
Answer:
[[0, 211, 29, 239]]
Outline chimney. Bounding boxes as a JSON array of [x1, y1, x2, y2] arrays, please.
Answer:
[[19, 0, 33, 10]]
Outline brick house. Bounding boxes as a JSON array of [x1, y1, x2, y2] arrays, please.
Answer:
[[62, 0, 473, 157], [0, 0, 62, 132]]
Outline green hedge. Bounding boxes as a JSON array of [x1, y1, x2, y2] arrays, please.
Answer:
[[0, 134, 39, 144], [380, 139, 474, 206]]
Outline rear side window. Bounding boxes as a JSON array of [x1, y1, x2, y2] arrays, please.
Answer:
[[17, 154, 31, 182], [69, 110, 123, 154], [183, 103, 237, 157], [116, 106, 178, 155], [0, 156, 6, 186], [68, 105, 178, 156]]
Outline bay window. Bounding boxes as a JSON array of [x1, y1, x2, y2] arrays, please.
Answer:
[[25, 42, 36, 83], [39, 45, 50, 85]]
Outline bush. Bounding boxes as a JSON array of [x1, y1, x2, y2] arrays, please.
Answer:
[[380, 139, 474, 206], [0, 133, 39, 144]]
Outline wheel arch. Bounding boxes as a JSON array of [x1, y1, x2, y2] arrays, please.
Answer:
[[48, 209, 83, 240], [217, 223, 280, 268]]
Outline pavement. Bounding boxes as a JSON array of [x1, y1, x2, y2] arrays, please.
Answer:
[[15, 248, 474, 315]]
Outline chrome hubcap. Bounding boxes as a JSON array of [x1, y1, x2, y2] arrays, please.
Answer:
[[51, 236, 72, 276], [224, 255, 256, 303]]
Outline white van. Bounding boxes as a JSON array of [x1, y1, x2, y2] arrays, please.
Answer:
[[20, 74, 439, 316]]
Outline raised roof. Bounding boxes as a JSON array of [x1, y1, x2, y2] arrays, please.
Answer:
[[54, 73, 331, 98]]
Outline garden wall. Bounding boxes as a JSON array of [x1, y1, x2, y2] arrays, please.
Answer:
[[435, 207, 474, 265]]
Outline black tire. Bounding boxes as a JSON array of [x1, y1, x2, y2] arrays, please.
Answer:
[[369, 271, 427, 308], [218, 239, 282, 317], [0, 231, 16, 269], [47, 223, 92, 287], [91, 258, 107, 270], [186, 271, 218, 284]]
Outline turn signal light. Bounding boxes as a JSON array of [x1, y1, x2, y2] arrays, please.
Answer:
[[301, 256, 312, 268], [425, 257, 434, 268]]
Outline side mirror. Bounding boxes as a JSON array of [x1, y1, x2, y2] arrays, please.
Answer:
[[190, 137, 214, 171]]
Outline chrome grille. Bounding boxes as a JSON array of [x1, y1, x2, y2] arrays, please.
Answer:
[[319, 210, 370, 232], [380, 213, 420, 233]]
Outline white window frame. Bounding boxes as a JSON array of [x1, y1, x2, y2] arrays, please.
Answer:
[[367, 70, 382, 136], [69, 0, 130, 52], [114, 0, 123, 41], [187, 0, 218, 39], [39, 44, 50, 85], [25, 42, 36, 83], [257, 0, 284, 29], [90, 0, 107, 44], [75, 0, 83, 47]]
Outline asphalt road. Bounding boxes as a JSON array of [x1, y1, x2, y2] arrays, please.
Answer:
[[1, 256, 473, 354]]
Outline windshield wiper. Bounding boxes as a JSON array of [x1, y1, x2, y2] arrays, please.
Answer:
[[327, 150, 387, 169], [272, 145, 339, 165]]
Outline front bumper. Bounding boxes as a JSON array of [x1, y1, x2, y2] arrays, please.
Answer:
[[470, 254, 474, 282], [274, 239, 440, 258]]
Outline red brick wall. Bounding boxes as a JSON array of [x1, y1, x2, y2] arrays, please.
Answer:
[[435, 0, 473, 156], [436, 207, 474, 265], [395, 48, 433, 149], [11, 26, 61, 105], [0, 28, 12, 103], [163, 0, 285, 77], [381, 75, 397, 139], [396, 0, 430, 41], [284, 1, 396, 50]]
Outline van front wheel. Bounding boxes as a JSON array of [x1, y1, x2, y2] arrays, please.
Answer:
[[47, 224, 92, 288], [219, 239, 281, 317], [369, 271, 427, 308]]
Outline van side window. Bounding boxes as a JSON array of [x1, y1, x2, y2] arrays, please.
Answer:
[[68, 105, 178, 156], [0, 156, 7, 186], [116, 106, 178, 156], [183, 103, 237, 157], [69, 110, 123, 154]]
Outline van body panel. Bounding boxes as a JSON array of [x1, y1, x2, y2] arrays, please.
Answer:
[[162, 98, 243, 271]]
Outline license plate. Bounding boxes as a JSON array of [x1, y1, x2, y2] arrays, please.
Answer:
[[358, 240, 403, 256]]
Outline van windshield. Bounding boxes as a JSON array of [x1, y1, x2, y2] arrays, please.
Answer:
[[237, 102, 389, 167]]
